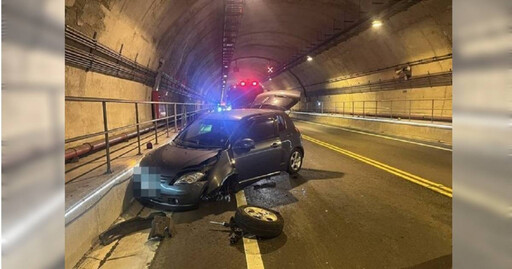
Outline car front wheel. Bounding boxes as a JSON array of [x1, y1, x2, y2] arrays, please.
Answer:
[[287, 148, 303, 175]]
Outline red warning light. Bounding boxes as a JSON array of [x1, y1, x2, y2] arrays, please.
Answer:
[[240, 81, 246, 87], [252, 81, 258, 86]]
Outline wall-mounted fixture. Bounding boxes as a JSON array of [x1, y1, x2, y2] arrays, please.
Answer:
[[372, 20, 383, 28]]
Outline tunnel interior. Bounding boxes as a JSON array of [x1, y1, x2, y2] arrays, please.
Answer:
[[63, 1, 453, 268], [65, 0, 451, 144]]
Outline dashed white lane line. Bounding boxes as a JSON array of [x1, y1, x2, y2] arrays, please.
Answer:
[[295, 120, 452, 152], [235, 191, 265, 269]]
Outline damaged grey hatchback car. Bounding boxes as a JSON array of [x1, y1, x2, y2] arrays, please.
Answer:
[[134, 90, 304, 211]]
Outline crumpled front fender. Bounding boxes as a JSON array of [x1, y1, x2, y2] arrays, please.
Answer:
[[206, 150, 235, 193]]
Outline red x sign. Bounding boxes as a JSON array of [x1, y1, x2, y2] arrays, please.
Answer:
[[267, 66, 274, 73]]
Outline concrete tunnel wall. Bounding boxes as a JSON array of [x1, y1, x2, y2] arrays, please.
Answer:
[[262, 0, 452, 120], [65, 0, 161, 144], [64, 0, 452, 147], [64, 0, 223, 146]]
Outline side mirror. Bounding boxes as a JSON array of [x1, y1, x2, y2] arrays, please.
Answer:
[[234, 138, 255, 150]]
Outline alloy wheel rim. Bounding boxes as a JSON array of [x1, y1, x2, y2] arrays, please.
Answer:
[[290, 151, 302, 170], [244, 206, 278, 222]]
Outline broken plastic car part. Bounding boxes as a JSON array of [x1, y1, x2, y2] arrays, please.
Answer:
[[98, 212, 172, 245]]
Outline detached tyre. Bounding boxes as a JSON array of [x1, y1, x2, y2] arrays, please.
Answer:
[[234, 205, 284, 238]]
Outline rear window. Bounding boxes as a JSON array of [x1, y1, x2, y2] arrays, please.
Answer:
[[276, 115, 287, 132]]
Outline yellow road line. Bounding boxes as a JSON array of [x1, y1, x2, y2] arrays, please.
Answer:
[[302, 134, 452, 198], [235, 191, 265, 269]]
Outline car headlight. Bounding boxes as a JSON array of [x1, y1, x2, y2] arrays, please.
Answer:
[[174, 172, 205, 184]]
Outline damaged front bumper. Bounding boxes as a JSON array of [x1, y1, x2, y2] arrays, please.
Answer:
[[140, 181, 208, 211], [133, 168, 208, 211]]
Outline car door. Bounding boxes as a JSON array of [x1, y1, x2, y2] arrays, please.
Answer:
[[232, 116, 282, 183], [275, 114, 293, 169]]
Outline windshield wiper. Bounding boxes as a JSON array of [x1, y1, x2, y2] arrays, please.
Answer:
[[184, 139, 200, 145], [173, 139, 189, 148]]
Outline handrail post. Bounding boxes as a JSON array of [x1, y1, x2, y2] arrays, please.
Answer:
[[431, 99, 434, 123], [352, 101, 354, 116], [174, 103, 178, 132], [165, 104, 170, 138], [182, 105, 187, 127], [154, 117, 159, 145], [102, 101, 112, 174], [342, 102, 345, 116], [363, 101, 365, 118], [409, 100, 412, 120], [375, 101, 378, 117], [390, 100, 393, 119], [135, 103, 141, 155]]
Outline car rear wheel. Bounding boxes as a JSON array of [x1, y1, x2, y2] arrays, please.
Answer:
[[234, 205, 284, 238], [287, 148, 303, 175]]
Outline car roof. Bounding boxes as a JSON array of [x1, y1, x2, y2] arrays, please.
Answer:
[[202, 108, 281, 121]]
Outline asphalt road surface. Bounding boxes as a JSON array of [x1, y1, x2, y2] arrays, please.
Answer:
[[150, 120, 452, 269]]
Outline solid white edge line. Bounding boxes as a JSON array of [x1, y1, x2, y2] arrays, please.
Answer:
[[235, 191, 265, 269], [295, 119, 452, 152]]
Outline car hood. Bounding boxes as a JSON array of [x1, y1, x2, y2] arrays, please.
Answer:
[[139, 143, 219, 178], [249, 90, 301, 110]]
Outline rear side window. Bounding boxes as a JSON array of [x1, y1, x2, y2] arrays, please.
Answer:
[[247, 117, 276, 142], [284, 115, 296, 131], [276, 115, 287, 132]]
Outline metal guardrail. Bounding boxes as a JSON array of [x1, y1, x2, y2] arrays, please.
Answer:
[[65, 96, 213, 174], [298, 98, 452, 123]]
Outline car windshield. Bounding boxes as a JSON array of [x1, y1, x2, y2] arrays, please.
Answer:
[[174, 118, 239, 149]]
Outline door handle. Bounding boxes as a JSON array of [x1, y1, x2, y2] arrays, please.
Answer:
[[270, 141, 282, 148]]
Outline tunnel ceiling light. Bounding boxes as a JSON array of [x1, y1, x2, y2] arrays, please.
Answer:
[[269, 78, 272, 81], [252, 81, 258, 86], [240, 81, 246, 86], [372, 20, 383, 28], [223, 74, 227, 78], [307, 56, 313, 62]]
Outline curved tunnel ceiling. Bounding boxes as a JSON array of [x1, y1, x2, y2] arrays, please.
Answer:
[[66, 0, 409, 101]]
